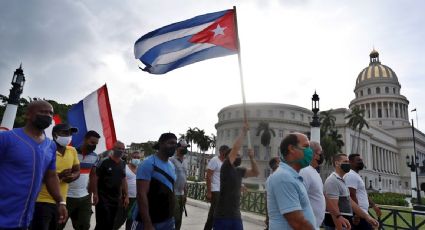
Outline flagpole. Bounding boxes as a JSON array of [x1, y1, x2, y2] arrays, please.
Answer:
[[233, 6, 251, 149]]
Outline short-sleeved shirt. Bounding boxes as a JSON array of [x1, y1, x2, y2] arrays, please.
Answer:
[[67, 148, 98, 198], [126, 165, 137, 198], [0, 128, 56, 228], [169, 155, 188, 195], [37, 146, 80, 203], [266, 162, 316, 230], [324, 172, 353, 216], [96, 157, 126, 204], [344, 170, 369, 213], [214, 159, 246, 219], [136, 155, 176, 223], [207, 156, 223, 192]]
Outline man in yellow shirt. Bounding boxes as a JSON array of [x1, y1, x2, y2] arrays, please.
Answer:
[[32, 124, 81, 230]]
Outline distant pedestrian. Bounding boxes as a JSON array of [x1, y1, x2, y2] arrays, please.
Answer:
[[93, 141, 129, 230], [299, 141, 326, 229], [59, 130, 100, 230], [132, 133, 177, 230], [213, 122, 260, 230], [266, 133, 316, 230], [170, 139, 190, 230], [344, 153, 381, 230], [323, 153, 378, 230], [203, 144, 229, 230], [32, 124, 80, 230], [264, 157, 280, 230], [0, 100, 67, 229]]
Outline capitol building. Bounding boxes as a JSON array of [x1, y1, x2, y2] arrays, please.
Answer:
[[215, 50, 425, 195]]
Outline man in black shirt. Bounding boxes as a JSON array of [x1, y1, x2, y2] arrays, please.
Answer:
[[92, 141, 129, 230], [213, 122, 259, 230]]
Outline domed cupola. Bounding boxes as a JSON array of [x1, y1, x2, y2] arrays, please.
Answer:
[[349, 49, 410, 129]]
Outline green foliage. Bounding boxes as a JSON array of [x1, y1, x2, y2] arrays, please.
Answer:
[[369, 192, 408, 207], [244, 183, 259, 190], [256, 121, 276, 147], [319, 110, 344, 165], [345, 106, 369, 153]]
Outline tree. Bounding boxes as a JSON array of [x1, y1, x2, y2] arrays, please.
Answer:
[[321, 130, 345, 165], [256, 121, 276, 147], [210, 134, 216, 154], [345, 106, 369, 154], [320, 109, 336, 136]]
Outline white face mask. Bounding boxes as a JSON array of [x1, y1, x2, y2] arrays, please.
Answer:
[[55, 136, 72, 147], [131, 159, 141, 166]]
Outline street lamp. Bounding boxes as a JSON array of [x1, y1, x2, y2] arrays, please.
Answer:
[[310, 91, 321, 142], [406, 119, 422, 206], [378, 174, 382, 193]]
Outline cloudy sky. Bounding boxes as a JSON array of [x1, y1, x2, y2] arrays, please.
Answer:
[[1, 0, 424, 146]]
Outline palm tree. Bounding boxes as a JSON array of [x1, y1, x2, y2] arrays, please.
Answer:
[[345, 106, 369, 154], [321, 129, 345, 165], [210, 134, 216, 154], [256, 122, 276, 147], [320, 109, 336, 135], [186, 127, 197, 177]]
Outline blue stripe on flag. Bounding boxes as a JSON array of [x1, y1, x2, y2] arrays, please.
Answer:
[[68, 100, 88, 148], [135, 10, 229, 44], [142, 45, 236, 74], [141, 35, 193, 64]]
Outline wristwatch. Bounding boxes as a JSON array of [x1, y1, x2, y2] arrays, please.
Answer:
[[59, 201, 67, 206]]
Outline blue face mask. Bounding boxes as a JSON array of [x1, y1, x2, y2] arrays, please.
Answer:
[[131, 159, 141, 165], [285, 146, 313, 169]]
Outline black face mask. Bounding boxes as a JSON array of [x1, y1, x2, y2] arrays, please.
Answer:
[[181, 148, 188, 155], [113, 150, 124, 158], [32, 115, 52, 130], [340, 163, 351, 173], [86, 144, 97, 153], [234, 157, 242, 167], [357, 161, 365, 171], [165, 147, 176, 157], [317, 154, 324, 165]]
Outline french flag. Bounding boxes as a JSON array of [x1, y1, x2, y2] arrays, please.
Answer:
[[67, 84, 117, 153], [134, 9, 238, 74]]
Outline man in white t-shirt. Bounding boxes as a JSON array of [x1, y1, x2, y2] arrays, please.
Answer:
[[299, 141, 325, 230], [344, 153, 381, 230], [203, 145, 229, 230]]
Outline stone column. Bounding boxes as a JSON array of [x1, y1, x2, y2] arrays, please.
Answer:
[[392, 102, 396, 118], [375, 102, 379, 119]]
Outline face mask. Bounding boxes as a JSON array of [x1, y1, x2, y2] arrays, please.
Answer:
[[180, 148, 188, 155], [233, 157, 242, 167], [113, 150, 124, 158], [86, 144, 97, 153], [291, 147, 313, 169], [131, 159, 140, 165], [55, 136, 72, 147], [317, 154, 324, 165], [32, 115, 52, 130], [165, 147, 176, 157], [357, 161, 365, 171], [340, 163, 351, 173]]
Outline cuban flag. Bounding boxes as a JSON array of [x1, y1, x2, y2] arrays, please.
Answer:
[[134, 9, 238, 74], [67, 84, 117, 153]]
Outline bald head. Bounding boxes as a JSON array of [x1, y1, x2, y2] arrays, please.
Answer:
[[26, 100, 53, 115], [25, 100, 54, 131], [114, 141, 125, 150]]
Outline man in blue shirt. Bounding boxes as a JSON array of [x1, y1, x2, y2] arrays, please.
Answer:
[[0, 100, 67, 230], [132, 133, 177, 230], [266, 133, 316, 230]]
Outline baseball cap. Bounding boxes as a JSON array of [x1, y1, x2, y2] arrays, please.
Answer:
[[153, 132, 177, 150], [177, 139, 190, 147], [52, 123, 78, 134]]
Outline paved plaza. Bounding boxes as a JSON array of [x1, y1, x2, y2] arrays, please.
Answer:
[[64, 199, 265, 230]]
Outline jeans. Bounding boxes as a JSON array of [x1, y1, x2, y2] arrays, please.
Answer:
[[213, 218, 243, 230]]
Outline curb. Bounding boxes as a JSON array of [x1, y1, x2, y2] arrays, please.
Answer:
[[186, 198, 266, 227]]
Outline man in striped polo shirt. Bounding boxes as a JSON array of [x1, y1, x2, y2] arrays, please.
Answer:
[[59, 130, 100, 230]]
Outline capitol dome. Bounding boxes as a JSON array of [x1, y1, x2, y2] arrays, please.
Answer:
[[355, 49, 400, 87]]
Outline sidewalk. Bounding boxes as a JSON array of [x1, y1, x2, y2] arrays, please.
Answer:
[[64, 198, 265, 229]]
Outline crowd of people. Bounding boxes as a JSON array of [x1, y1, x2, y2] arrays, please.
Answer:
[[0, 100, 382, 230]]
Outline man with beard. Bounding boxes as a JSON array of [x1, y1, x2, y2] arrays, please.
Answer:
[[266, 133, 316, 230], [323, 154, 378, 230], [344, 153, 381, 230], [213, 123, 259, 230], [169, 139, 190, 230], [0, 100, 67, 229], [132, 133, 177, 230], [299, 141, 326, 229], [93, 141, 129, 230], [60, 130, 100, 230]]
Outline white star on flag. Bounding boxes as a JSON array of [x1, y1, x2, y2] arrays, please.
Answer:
[[211, 24, 226, 38]]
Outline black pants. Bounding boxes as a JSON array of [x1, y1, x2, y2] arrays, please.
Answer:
[[352, 217, 373, 230], [203, 192, 220, 230], [94, 198, 118, 230], [58, 195, 92, 230], [31, 202, 58, 230]]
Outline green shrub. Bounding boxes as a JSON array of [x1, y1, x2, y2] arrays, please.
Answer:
[[368, 192, 408, 207], [244, 183, 259, 190]]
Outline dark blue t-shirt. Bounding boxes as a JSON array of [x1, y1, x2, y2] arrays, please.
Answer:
[[0, 128, 56, 228]]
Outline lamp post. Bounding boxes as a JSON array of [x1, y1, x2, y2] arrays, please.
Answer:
[[406, 119, 422, 205], [378, 174, 382, 193], [310, 91, 321, 142], [0, 64, 26, 131]]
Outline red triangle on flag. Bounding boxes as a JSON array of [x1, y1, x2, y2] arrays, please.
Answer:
[[189, 10, 238, 51]]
